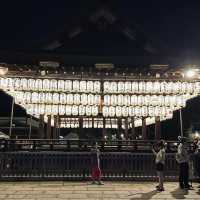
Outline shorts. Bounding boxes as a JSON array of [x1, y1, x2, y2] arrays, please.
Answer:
[[91, 166, 101, 179], [156, 163, 164, 171]]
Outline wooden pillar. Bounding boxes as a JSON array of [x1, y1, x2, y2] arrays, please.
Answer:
[[52, 115, 58, 139], [124, 118, 128, 140], [102, 117, 106, 139], [79, 117, 83, 139], [38, 114, 45, 139], [46, 115, 52, 139], [117, 118, 122, 139], [142, 117, 147, 140], [155, 116, 161, 140], [131, 117, 136, 139]]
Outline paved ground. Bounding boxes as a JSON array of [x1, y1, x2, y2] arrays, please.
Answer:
[[0, 181, 199, 199]]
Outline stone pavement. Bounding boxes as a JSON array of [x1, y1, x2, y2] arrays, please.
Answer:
[[0, 181, 199, 200]]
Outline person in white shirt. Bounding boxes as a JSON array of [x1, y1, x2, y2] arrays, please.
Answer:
[[176, 137, 190, 189], [152, 140, 166, 191]]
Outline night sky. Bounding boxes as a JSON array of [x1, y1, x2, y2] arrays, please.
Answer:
[[0, 0, 200, 139]]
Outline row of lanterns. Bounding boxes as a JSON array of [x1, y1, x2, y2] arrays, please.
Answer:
[[0, 77, 101, 93], [13, 91, 101, 105], [104, 81, 200, 94], [103, 94, 187, 107], [102, 106, 174, 117], [23, 104, 99, 116]]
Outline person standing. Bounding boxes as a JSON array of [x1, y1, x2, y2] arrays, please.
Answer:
[[91, 142, 103, 185], [176, 136, 191, 189], [194, 137, 200, 185], [152, 140, 166, 191]]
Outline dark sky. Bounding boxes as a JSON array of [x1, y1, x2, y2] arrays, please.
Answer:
[[0, 0, 200, 139], [0, 0, 200, 57]]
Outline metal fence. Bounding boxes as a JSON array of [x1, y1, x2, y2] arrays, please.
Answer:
[[0, 139, 198, 181]]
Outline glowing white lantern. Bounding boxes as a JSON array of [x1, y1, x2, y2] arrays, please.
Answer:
[[164, 95, 170, 106], [23, 92, 31, 104], [85, 105, 92, 116], [59, 105, 66, 115], [141, 106, 148, 117], [65, 105, 72, 115], [118, 82, 124, 93], [117, 94, 123, 106], [59, 93, 67, 104], [34, 79, 42, 91], [135, 106, 141, 117], [32, 92, 39, 103], [28, 79, 35, 91], [155, 106, 161, 116], [103, 106, 109, 117], [87, 81, 94, 92], [80, 81, 87, 92], [166, 82, 173, 94], [110, 82, 117, 93], [50, 79, 57, 91], [137, 95, 143, 106], [26, 104, 34, 115], [104, 95, 110, 106], [94, 95, 101, 105], [128, 106, 135, 116], [81, 94, 88, 105], [74, 94, 81, 105], [52, 105, 58, 115], [110, 95, 117, 106], [92, 106, 98, 116], [79, 105, 85, 116], [88, 94, 94, 105], [144, 95, 150, 106], [186, 82, 194, 94], [151, 95, 158, 106], [45, 93, 52, 104], [43, 79, 50, 91], [153, 82, 160, 93], [58, 80, 65, 91], [66, 94, 73, 104], [146, 82, 153, 93], [131, 95, 137, 106], [14, 78, 21, 90], [116, 106, 122, 117], [138, 81, 146, 93], [181, 82, 187, 94], [169, 96, 176, 107], [104, 81, 110, 93], [160, 107, 166, 117], [132, 82, 138, 93], [65, 80, 72, 91], [109, 106, 115, 117], [122, 106, 128, 117], [94, 81, 101, 93], [123, 95, 130, 106], [15, 91, 24, 104], [125, 82, 132, 93], [38, 104, 45, 115], [160, 82, 167, 93], [194, 82, 200, 94], [45, 105, 52, 115], [52, 93, 59, 104], [20, 78, 28, 90]]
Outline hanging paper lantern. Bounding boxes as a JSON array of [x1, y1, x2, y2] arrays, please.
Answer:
[[59, 93, 67, 104], [52, 105, 58, 115], [123, 95, 130, 106], [58, 105, 65, 115], [92, 106, 98, 116], [31, 92, 39, 103], [65, 80, 72, 92], [131, 95, 137, 106], [116, 106, 122, 117], [66, 105, 72, 115], [103, 106, 109, 117], [79, 105, 85, 116], [109, 106, 115, 117], [66, 94, 73, 104], [110, 95, 117, 106], [118, 82, 124, 93], [146, 81, 153, 93], [72, 80, 79, 92], [125, 82, 132, 93], [138, 81, 146, 93], [94, 95, 101, 105], [153, 82, 160, 93], [74, 94, 81, 105], [141, 106, 148, 117], [122, 106, 128, 117], [117, 94, 123, 106], [38, 104, 45, 115], [81, 94, 88, 105], [45, 105, 52, 115], [87, 81, 94, 92], [94, 81, 101, 93], [110, 82, 117, 93], [24, 92, 31, 103], [104, 81, 110, 93], [160, 82, 167, 93], [144, 95, 150, 106], [58, 80, 65, 91], [128, 106, 135, 117], [87, 94, 94, 105], [135, 106, 141, 117], [42, 79, 50, 91], [104, 95, 110, 106], [137, 95, 143, 106], [132, 82, 139, 93], [85, 105, 92, 116], [45, 93, 52, 104], [80, 81, 87, 92]]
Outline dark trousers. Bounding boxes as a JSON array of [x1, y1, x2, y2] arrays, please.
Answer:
[[195, 153, 200, 181], [179, 162, 189, 187]]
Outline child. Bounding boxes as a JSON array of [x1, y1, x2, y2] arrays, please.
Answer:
[[152, 140, 166, 191], [91, 142, 103, 185]]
